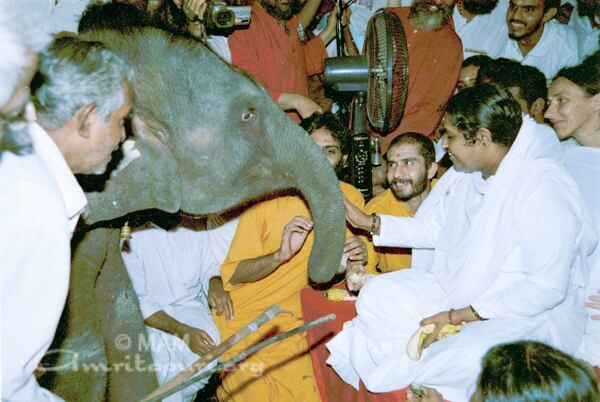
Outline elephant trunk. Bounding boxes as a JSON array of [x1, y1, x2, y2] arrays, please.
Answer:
[[277, 119, 346, 284]]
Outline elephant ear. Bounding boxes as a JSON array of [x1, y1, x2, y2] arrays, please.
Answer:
[[83, 116, 181, 224]]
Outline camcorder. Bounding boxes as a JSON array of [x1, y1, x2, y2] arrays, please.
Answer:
[[183, 0, 251, 32]]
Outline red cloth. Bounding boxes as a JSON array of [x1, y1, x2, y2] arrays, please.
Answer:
[[228, 4, 328, 107], [381, 8, 463, 149], [301, 287, 408, 402]]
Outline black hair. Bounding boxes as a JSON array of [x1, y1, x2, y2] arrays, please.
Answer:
[[387, 132, 436, 167], [445, 84, 522, 148], [473, 341, 600, 402], [462, 0, 498, 15], [554, 51, 600, 96], [543, 0, 560, 11], [78, 2, 154, 34], [483, 59, 547, 108], [301, 112, 350, 156], [462, 55, 493, 69]]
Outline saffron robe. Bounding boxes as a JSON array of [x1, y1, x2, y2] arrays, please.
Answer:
[[326, 117, 596, 402], [382, 7, 462, 147], [215, 182, 364, 402], [228, 3, 328, 115]]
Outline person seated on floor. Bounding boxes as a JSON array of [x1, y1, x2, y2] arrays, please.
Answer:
[[212, 111, 367, 402], [326, 84, 596, 402], [545, 51, 600, 368], [481, 58, 547, 123], [362, 133, 438, 276], [121, 212, 234, 402]]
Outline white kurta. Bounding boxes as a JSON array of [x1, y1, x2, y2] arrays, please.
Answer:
[[121, 217, 238, 402], [452, 0, 509, 58], [499, 20, 579, 80], [566, 146, 600, 366], [326, 117, 596, 402], [1, 123, 87, 401]]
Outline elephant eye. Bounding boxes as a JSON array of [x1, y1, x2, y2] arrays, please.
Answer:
[[241, 108, 256, 121]]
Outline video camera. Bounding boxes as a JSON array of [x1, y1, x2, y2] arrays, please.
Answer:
[[183, 0, 251, 32]]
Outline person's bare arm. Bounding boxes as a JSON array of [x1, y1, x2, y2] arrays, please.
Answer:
[[145, 310, 216, 355], [229, 216, 313, 285], [298, 0, 323, 33]]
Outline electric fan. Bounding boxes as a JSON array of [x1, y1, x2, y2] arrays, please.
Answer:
[[325, 8, 409, 199]]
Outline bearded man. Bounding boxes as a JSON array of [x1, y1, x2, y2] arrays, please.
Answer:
[[363, 133, 437, 274], [380, 0, 462, 148], [227, 0, 338, 121]]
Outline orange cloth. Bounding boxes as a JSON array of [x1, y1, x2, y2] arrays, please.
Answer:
[[364, 189, 413, 274], [215, 182, 364, 402], [228, 3, 328, 106], [382, 7, 462, 149]]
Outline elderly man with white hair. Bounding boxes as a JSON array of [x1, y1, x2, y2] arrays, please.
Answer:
[[0, 0, 51, 154], [0, 35, 134, 401]]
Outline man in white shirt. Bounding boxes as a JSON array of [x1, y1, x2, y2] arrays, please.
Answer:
[[327, 84, 595, 401], [453, 0, 509, 58], [500, 0, 579, 80], [1, 36, 133, 401], [121, 213, 237, 402]]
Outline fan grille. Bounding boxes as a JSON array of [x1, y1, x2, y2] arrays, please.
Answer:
[[365, 9, 409, 134]]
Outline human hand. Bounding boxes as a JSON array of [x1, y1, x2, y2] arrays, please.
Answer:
[[277, 93, 323, 118], [343, 196, 372, 232], [419, 311, 452, 349], [586, 289, 600, 320], [345, 263, 367, 291], [407, 385, 444, 401], [275, 216, 313, 263], [208, 277, 234, 321], [344, 236, 367, 265], [181, 325, 216, 355], [182, 0, 208, 20]]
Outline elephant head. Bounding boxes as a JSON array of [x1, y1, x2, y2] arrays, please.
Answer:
[[80, 28, 345, 283]]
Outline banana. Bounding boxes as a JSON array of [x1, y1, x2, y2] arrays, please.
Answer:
[[406, 323, 464, 361]]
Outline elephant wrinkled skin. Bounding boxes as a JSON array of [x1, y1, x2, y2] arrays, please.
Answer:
[[40, 28, 346, 401]]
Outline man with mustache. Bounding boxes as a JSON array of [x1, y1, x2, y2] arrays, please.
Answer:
[[378, 0, 462, 149], [227, 0, 339, 120], [498, 0, 579, 80], [361, 133, 438, 275]]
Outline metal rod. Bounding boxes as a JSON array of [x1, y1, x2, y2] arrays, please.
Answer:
[[141, 304, 282, 402], [144, 313, 336, 402]]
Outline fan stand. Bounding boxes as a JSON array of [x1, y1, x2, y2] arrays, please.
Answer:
[[349, 92, 374, 200]]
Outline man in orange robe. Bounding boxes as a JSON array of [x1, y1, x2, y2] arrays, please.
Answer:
[[363, 132, 438, 275], [228, 0, 338, 120], [380, 0, 462, 149], [214, 114, 366, 401]]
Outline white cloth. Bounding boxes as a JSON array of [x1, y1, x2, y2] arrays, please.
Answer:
[[326, 116, 596, 402], [207, 35, 232, 63], [1, 123, 87, 401], [566, 146, 600, 366], [499, 20, 579, 80], [582, 29, 600, 58], [43, 0, 94, 34], [121, 217, 238, 402], [452, 0, 509, 58], [322, 0, 411, 55]]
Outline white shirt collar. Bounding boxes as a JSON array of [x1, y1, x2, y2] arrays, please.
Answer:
[[29, 122, 87, 231]]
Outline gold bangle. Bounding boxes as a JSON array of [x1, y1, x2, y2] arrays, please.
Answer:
[[369, 213, 378, 236]]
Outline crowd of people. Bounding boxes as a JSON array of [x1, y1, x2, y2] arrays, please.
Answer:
[[1, 0, 599, 401]]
